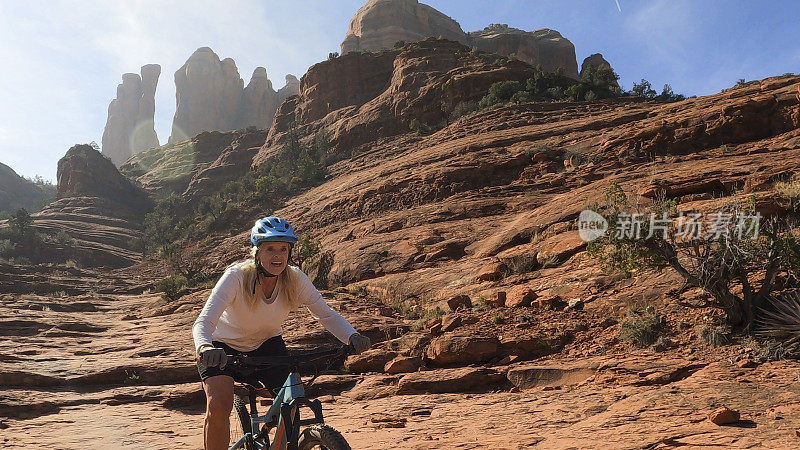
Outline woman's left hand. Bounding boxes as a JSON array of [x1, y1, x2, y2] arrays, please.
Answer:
[[349, 333, 371, 354]]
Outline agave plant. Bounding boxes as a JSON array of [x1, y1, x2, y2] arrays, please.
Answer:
[[756, 290, 800, 354]]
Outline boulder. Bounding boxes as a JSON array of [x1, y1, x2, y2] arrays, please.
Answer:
[[345, 374, 402, 400], [344, 348, 398, 373], [384, 356, 421, 374], [535, 232, 586, 266], [487, 291, 506, 307], [476, 261, 505, 282], [708, 407, 740, 425], [440, 314, 462, 332], [532, 294, 564, 310], [101, 64, 161, 166], [386, 332, 432, 356], [506, 363, 597, 389], [426, 334, 499, 365], [505, 286, 537, 308], [396, 367, 506, 394], [447, 294, 472, 311]]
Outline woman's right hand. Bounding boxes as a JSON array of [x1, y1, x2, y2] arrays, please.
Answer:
[[200, 347, 228, 369]]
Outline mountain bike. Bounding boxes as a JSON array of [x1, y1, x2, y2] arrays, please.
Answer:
[[225, 345, 352, 450]]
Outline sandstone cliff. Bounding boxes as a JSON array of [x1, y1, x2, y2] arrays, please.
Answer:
[[101, 64, 161, 166], [341, 0, 579, 78], [256, 39, 537, 165], [0, 162, 56, 214], [169, 48, 299, 143]]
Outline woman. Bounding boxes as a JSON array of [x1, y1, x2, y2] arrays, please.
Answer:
[[193, 216, 371, 450]]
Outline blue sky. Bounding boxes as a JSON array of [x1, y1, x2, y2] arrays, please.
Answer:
[[1, 0, 798, 182]]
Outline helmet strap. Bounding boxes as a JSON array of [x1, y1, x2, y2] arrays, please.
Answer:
[[253, 252, 278, 295]]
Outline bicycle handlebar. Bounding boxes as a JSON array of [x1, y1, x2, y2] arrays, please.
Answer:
[[226, 344, 352, 370]]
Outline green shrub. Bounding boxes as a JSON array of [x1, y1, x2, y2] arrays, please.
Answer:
[[328, 52, 339, 60], [156, 275, 189, 302], [294, 233, 321, 267], [478, 80, 523, 108], [587, 182, 800, 328], [53, 230, 74, 246], [630, 79, 657, 98], [450, 101, 478, 120], [698, 325, 730, 346], [409, 118, 432, 135], [619, 308, 664, 347], [776, 173, 800, 214]]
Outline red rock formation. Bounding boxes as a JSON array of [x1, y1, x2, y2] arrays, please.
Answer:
[[169, 48, 299, 144], [256, 39, 537, 165], [341, 0, 579, 78], [101, 64, 161, 166]]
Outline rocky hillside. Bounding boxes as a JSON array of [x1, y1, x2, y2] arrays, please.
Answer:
[[28, 144, 150, 269], [341, 0, 580, 78], [0, 162, 55, 215], [256, 39, 538, 165], [120, 128, 267, 199], [2, 38, 800, 447]]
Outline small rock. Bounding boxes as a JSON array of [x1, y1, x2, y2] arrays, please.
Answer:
[[795, 429, 800, 438], [441, 314, 462, 332], [506, 286, 537, 308], [447, 295, 472, 311], [486, 291, 506, 308], [369, 413, 407, 428], [317, 395, 335, 403], [384, 356, 421, 374], [736, 359, 757, 369], [566, 298, 584, 311], [424, 317, 442, 328], [708, 407, 740, 425], [344, 349, 398, 373], [476, 262, 506, 282], [0, 420, 8, 429], [377, 307, 395, 317], [410, 408, 432, 416], [462, 315, 479, 325], [120, 314, 137, 321], [428, 323, 442, 335]]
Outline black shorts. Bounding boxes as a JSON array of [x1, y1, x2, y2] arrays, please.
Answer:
[[197, 336, 289, 391]]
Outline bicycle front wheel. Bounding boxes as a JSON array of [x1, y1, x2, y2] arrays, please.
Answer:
[[298, 424, 351, 450], [230, 393, 256, 450]]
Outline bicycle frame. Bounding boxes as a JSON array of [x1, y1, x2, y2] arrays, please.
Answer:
[[229, 368, 326, 450]]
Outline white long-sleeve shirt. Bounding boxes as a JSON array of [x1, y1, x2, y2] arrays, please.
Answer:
[[192, 262, 357, 353]]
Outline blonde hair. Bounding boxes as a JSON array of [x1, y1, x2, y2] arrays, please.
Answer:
[[239, 246, 301, 309]]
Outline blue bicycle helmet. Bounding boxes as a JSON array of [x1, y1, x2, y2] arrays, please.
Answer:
[[250, 216, 298, 247]]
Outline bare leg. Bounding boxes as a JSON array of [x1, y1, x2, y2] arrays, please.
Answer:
[[203, 375, 234, 450]]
